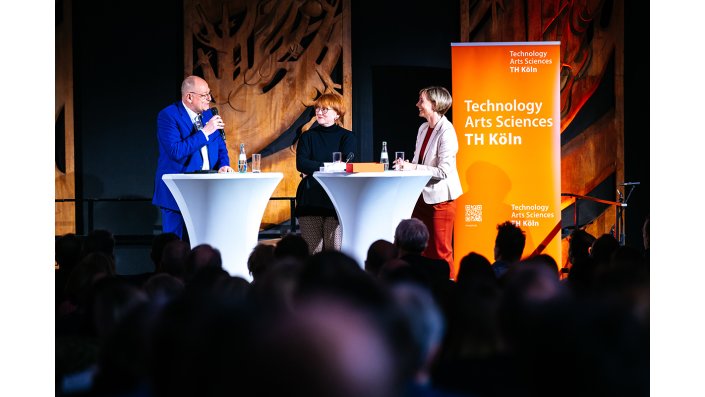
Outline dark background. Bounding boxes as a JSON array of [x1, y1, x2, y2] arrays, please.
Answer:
[[68, 0, 649, 273]]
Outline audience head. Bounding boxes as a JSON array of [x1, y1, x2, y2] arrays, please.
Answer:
[[90, 276, 149, 340], [590, 233, 619, 266], [595, 245, 650, 293], [494, 221, 526, 263], [56, 233, 84, 304], [378, 258, 414, 284], [440, 269, 502, 363], [65, 252, 116, 307], [150, 232, 179, 269], [185, 244, 222, 282], [274, 233, 309, 263], [389, 282, 445, 384], [456, 252, 496, 289], [92, 302, 157, 396], [150, 281, 257, 397], [365, 239, 398, 277], [394, 218, 429, 255], [248, 243, 276, 282], [250, 258, 303, 315], [183, 265, 231, 300], [499, 261, 572, 353], [568, 228, 596, 265], [143, 273, 184, 307], [82, 229, 116, 260], [56, 233, 83, 271], [253, 295, 401, 397], [158, 239, 190, 280], [520, 254, 560, 279], [296, 250, 384, 308]]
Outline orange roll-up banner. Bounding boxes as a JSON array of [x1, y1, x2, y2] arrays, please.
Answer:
[[451, 42, 561, 278]]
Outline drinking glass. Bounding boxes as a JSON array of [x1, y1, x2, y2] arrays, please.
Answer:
[[395, 152, 405, 161], [332, 152, 342, 163], [251, 153, 261, 173]]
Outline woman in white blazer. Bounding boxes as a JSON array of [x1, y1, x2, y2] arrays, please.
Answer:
[[394, 86, 463, 271]]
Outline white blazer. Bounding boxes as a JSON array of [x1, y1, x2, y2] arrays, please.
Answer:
[[412, 115, 464, 204]]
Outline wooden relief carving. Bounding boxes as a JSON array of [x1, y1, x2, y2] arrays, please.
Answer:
[[184, 0, 351, 228], [56, 0, 76, 235], [461, 0, 624, 262]]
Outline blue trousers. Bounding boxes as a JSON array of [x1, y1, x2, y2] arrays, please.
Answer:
[[161, 207, 186, 240]]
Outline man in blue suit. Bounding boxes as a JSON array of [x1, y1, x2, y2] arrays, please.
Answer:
[[153, 75, 234, 239]]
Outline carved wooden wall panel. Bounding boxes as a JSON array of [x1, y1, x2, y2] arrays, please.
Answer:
[[461, 0, 624, 265], [184, 0, 351, 228], [55, 0, 76, 235]]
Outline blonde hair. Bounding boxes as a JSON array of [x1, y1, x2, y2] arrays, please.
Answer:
[[419, 86, 452, 115]]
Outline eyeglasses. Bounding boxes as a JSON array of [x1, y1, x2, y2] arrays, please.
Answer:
[[315, 107, 333, 115], [190, 91, 212, 99]]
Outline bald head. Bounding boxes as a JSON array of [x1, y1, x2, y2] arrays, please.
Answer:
[[181, 75, 206, 96], [181, 75, 212, 114]]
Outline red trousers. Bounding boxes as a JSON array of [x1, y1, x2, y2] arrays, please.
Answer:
[[412, 196, 457, 275]]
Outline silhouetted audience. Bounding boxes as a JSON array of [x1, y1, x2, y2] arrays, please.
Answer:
[[491, 221, 526, 281], [596, 244, 650, 305], [274, 232, 310, 263], [456, 252, 496, 290], [567, 229, 597, 294], [518, 253, 560, 279], [184, 243, 222, 282], [56, 233, 84, 272], [56, 233, 84, 306], [150, 232, 180, 270], [59, 252, 117, 320], [393, 218, 451, 287], [433, 254, 505, 397], [295, 250, 384, 309], [249, 257, 303, 315], [159, 239, 190, 280], [590, 233, 620, 277], [389, 283, 467, 397], [365, 239, 398, 277], [247, 243, 276, 282], [498, 262, 575, 395], [82, 229, 116, 261], [91, 302, 157, 396], [252, 295, 404, 397], [150, 282, 257, 397], [143, 273, 184, 307], [55, 222, 648, 397]]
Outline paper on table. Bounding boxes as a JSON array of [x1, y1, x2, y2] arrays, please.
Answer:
[[321, 162, 347, 172]]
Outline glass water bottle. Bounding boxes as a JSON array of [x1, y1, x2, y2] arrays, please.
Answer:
[[238, 143, 247, 173], [380, 141, 389, 171]]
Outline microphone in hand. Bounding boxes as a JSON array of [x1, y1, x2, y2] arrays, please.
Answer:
[[210, 107, 226, 142]]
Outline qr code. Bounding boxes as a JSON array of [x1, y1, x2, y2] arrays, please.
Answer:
[[465, 204, 482, 222]]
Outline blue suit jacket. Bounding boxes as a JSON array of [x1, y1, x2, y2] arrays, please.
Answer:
[[152, 101, 230, 211]]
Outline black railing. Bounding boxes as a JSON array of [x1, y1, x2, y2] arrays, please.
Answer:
[[561, 191, 628, 245], [55, 197, 297, 238]]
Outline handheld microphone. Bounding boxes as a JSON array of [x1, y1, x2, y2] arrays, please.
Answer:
[[210, 107, 226, 142], [619, 182, 640, 186], [345, 152, 355, 163]]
